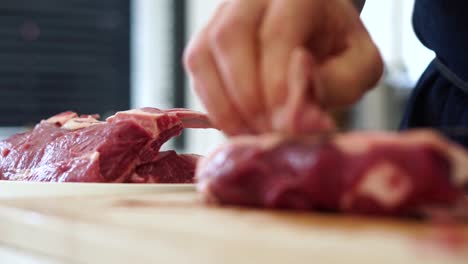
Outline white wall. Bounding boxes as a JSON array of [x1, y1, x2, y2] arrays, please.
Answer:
[[361, 0, 434, 84], [356, 0, 435, 130], [131, 0, 173, 110]]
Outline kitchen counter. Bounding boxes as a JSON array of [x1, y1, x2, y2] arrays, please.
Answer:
[[0, 190, 466, 264]]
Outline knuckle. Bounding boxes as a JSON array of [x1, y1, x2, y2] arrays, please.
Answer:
[[331, 76, 364, 106], [345, 78, 366, 104], [347, 89, 365, 105], [260, 18, 287, 45], [362, 43, 384, 88], [210, 17, 245, 51], [357, 39, 384, 89], [183, 41, 206, 74], [370, 46, 384, 83]]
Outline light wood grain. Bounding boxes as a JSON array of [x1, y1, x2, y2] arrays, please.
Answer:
[[0, 192, 466, 264], [0, 245, 67, 264], [0, 181, 195, 198]]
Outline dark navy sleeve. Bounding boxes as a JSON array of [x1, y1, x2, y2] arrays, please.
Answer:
[[413, 0, 468, 82], [400, 0, 468, 147]]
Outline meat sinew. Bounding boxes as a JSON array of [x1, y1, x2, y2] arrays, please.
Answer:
[[0, 108, 212, 183], [196, 131, 468, 216]]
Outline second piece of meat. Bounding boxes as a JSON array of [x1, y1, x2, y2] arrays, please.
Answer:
[[196, 131, 468, 216]]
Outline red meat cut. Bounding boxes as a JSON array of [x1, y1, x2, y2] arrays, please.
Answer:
[[196, 131, 468, 216], [0, 108, 212, 183], [131, 152, 201, 183]]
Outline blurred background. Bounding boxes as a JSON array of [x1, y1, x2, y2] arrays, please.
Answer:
[[0, 0, 434, 155]]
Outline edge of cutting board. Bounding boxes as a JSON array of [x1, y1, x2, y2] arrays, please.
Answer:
[[0, 181, 196, 198]]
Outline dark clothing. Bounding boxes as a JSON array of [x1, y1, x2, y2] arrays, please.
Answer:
[[413, 0, 468, 83], [401, 0, 468, 147], [400, 59, 468, 146]]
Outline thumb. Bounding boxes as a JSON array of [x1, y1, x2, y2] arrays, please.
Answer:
[[273, 48, 336, 134], [318, 25, 384, 107]]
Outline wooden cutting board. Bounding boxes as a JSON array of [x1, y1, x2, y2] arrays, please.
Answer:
[[0, 191, 466, 264], [0, 181, 195, 198]]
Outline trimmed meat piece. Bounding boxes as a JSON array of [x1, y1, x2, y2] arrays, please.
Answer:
[[0, 108, 212, 183], [196, 131, 468, 216], [131, 152, 201, 183]]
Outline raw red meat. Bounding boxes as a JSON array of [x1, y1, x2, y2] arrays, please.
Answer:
[[196, 131, 468, 216], [0, 108, 212, 183], [131, 152, 201, 183]]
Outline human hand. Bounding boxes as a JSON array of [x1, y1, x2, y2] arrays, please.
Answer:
[[184, 0, 383, 135]]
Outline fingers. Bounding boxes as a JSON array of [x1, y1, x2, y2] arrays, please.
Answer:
[[260, 0, 322, 117], [273, 48, 335, 134], [184, 0, 383, 137], [260, 0, 381, 117], [184, 2, 251, 135], [318, 21, 384, 107], [288, 49, 336, 134], [209, 0, 270, 132]]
